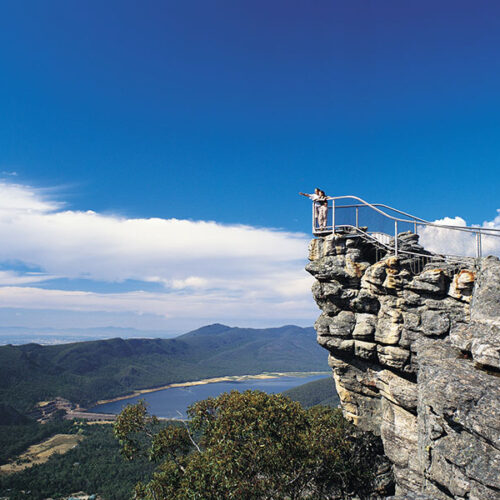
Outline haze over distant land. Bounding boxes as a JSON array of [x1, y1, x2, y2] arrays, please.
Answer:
[[0, 326, 180, 346], [1, 1, 499, 337]]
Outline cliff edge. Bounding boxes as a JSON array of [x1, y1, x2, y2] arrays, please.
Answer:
[[306, 232, 499, 499]]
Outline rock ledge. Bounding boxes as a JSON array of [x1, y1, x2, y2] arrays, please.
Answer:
[[307, 234, 500, 499]]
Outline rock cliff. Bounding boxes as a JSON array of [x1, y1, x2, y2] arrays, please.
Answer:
[[306, 232, 500, 499]]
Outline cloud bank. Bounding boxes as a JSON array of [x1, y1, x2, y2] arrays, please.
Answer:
[[0, 182, 315, 331], [418, 213, 500, 258]]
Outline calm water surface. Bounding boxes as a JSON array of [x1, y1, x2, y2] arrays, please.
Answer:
[[91, 374, 327, 418]]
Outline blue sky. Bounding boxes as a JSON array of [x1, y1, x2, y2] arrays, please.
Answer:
[[0, 1, 499, 336]]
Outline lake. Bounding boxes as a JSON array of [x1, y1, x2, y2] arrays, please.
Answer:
[[90, 374, 328, 418]]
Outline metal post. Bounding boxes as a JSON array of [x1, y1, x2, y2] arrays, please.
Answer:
[[476, 231, 482, 259], [414, 220, 417, 234], [355, 206, 359, 228], [394, 221, 398, 256], [331, 199, 335, 233]]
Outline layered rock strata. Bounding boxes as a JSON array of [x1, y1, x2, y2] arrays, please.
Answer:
[[306, 232, 500, 499]]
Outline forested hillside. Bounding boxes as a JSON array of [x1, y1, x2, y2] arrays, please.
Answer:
[[282, 377, 340, 408], [0, 324, 327, 413], [0, 422, 156, 500]]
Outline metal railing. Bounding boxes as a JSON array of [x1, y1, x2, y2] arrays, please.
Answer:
[[311, 195, 500, 260]]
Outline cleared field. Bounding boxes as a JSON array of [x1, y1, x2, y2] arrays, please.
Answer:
[[0, 433, 84, 475]]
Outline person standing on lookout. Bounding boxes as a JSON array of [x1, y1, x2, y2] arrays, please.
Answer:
[[299, 188, 328, 230]]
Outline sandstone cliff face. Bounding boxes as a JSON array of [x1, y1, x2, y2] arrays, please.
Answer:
[[306, 233, 500, 499]]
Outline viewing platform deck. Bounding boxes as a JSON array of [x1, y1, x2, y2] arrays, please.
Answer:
[[310, 195, 500, 262]]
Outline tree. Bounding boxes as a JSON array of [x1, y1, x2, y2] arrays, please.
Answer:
[[114, 391, 384, 499]]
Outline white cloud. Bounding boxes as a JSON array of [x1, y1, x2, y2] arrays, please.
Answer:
[[0, 183, 307, 281], [0, 271, 57, 286], [0, 286, 315, 322], [169, 276, 210, 289], [418, 212, 500, 258], [0, 182, 316, 328], [0, 182, 61, 214]]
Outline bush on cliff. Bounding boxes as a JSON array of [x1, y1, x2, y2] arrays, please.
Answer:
[[114, 391, 383, 499]]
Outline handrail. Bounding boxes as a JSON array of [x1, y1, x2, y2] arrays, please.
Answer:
[[334, 225, 395, 253], [329, 195, 500, 235], [338, 224, 469, 262], [310, 195, 500, 259], [332, 202, 431, 225]]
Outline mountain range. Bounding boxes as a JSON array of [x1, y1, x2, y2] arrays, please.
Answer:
[[0, 324, 327, 413]]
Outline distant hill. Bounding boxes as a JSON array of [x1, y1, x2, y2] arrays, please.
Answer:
[[282, 377, 340, 408], [0, 324, 327, 413]]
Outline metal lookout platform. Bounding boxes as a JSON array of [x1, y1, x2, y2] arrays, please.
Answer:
[[311, 195, 500, 261]]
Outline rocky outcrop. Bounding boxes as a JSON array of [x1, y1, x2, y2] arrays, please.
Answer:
[[307, 232, 500, 499]]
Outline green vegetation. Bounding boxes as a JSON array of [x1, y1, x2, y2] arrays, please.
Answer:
[[0, 403, 31, 425], [0, 422, 157, 500], [282, 376, 340, 408], [0, 324, 326, 413], [0, 326, 344, 499], [114, 392, 385, 499], [0, 416, 73, 466]]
